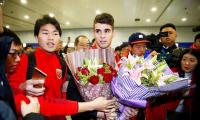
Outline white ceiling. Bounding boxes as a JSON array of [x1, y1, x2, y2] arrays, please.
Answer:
[[2, 0, 200, 31]]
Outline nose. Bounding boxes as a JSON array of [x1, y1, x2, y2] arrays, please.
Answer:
[[48, 33, 53, 40], [100, 32, 105, 38], [15, 55, 20, 63]]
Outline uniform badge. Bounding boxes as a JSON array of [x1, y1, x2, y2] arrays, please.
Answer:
[[56, 69, 62, 79]]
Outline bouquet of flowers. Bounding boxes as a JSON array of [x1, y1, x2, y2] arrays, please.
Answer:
[[64, 48, 116, 101], [111, 54, 189, 108]]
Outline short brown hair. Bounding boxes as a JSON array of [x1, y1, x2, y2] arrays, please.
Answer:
[[93, 13, 114, 29]]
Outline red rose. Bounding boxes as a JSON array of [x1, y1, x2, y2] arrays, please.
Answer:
[[108, 65, 113, 71], [112, 70, 118, 77], [81, 68, 89, 75], [89, 75, 99, 85], [74, 73, 80, 81], [97, 67, 105, 75], [77, 67, 81, 72], [103, 73, 113, 83]]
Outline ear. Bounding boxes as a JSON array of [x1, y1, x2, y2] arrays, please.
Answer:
[[175, 32, 177, 38]]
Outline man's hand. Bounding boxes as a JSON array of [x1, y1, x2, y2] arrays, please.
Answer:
[[91, 97, 116, 111], [122, 106, 138, 119], [21, 96, 40, 117], [19, 79, 45, 96], [105, 107, 117, 120]]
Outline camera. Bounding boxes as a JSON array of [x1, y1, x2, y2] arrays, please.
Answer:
[[146, 32, 168, 50]]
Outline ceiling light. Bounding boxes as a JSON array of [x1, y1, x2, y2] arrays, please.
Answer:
[[95, 10, 101, 15], [49, 13, 54, 18], [21, 0, 27, 4], [151, 7, 157, 12], [24, 15, 29, 19], [5, 25, 10, 29], [181, 17, 187, 22], [146, 18, 151, 22], [65, 21, 70, 25]]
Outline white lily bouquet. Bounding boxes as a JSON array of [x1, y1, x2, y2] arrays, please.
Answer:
[[64, 48, 116, 101], [111, 54, 189, 108]]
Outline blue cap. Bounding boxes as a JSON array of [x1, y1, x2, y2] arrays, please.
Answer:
[[128, 32, 150, 44]]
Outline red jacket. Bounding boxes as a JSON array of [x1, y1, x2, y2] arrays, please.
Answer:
[[8, 48, 78, 119]]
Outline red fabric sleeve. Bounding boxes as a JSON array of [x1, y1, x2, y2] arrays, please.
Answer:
[[13, 92, 78, 116], [38, 96, 78, 116], [8, 53, 79, 116]]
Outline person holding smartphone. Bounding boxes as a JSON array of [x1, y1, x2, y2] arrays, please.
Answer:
[[7, 15, 115, 120]]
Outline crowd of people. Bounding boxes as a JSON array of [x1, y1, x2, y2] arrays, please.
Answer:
[[0, 3, 200, 120]]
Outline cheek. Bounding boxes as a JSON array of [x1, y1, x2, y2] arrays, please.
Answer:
[[190, 63, 197, 70]]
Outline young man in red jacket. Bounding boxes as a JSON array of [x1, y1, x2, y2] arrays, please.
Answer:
[[7, 15, 115, 120]]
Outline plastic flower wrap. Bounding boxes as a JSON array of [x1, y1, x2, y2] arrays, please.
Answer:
[[64, 48, 116, 101], [111, 53, 189, 108]]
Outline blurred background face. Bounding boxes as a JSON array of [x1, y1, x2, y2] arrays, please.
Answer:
[[36, 24, 60, 52], [131, 43, 147, 57], [194, 38, 200, 49], [75, 37, 90, 51], [94, 23, 114, 49], [160, 27, 177, 47], [181, 53, 198, 73], [5, 42, 22, 74], [120, 46, 130, 57]]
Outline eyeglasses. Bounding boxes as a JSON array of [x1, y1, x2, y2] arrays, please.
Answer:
[[8, 50, 22, 58]]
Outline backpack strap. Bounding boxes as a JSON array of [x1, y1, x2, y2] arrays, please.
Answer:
[[26, 52, 36, 80], [26, 51, 66, 80], [56, 52, 66, 80]]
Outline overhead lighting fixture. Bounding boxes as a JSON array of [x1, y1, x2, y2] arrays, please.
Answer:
[[49, 13, 54, 18], [95, 10, 101, 15], [65, 21, 70, 25], [146, 18, 151, 22], [181, 17, 187, 22], [24, 15, 29, 19], [5, 25, 10, 29], [151, 7, 157, 12], [21, 0, 27, 4]]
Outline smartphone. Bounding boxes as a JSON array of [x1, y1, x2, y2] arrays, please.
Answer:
[[32, 67, 47, 88]]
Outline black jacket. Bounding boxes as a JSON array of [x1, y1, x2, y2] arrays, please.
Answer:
[[155, 44, 183, 68], [0, 36, 44, 120], [66, 70, 97, 120]]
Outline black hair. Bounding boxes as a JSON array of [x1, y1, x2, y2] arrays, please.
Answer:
[[178, 48, 200, 79], [160, 23, 176, 32], [0, 27, 22, 46], [93, 13, 114, 29], [120, 42, 129, 49], [34, 15, 62, 36], [115, 46, 121, 51], [25, 45, 33, 50]]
